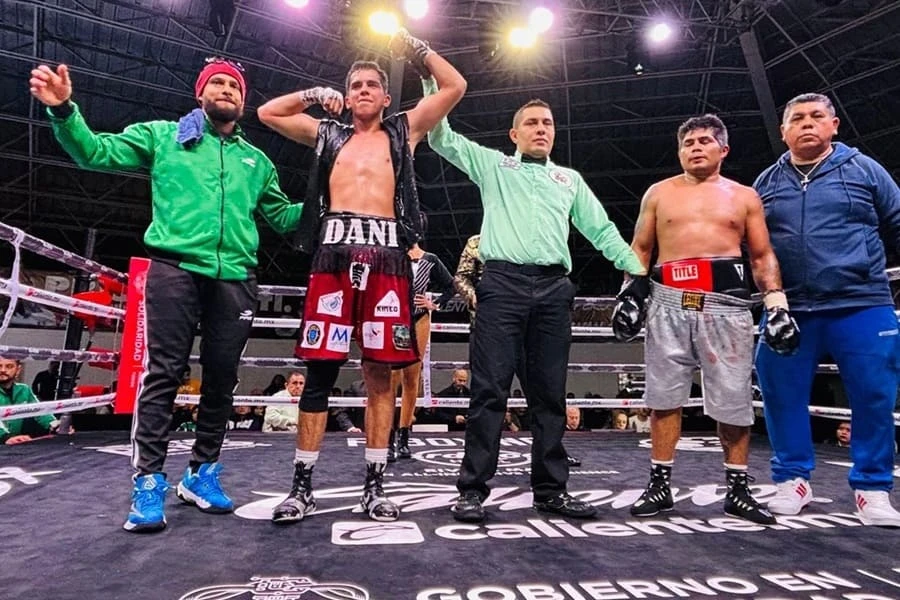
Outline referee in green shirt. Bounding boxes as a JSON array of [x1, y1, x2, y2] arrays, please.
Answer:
[[424, 80, 646, 523]]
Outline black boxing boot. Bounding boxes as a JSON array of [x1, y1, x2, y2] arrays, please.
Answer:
[[361, 462, 401, 522]]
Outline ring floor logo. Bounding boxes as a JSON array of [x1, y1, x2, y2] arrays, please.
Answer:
[[414, 567, 900, 600], [232, 480, 867, 548], [85, 439, 272, 457], [178, 575, 369, 600], [0, 466, 61, 499]]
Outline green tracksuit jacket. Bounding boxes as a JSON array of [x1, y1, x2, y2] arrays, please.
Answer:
[[49, 103, 301, 280]]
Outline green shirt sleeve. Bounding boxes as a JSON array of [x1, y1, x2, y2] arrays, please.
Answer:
[[570, 173, 646, 275], [422, 78, 497, 184], [256, 163, 302, 235], [48, 102, 155, 171]]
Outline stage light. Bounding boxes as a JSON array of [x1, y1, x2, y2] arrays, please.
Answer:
[[284, 0, 310, 7], [626, 39, 647, 75], [508, 26, 537, 49], [648, 22, 672, 44], [528, 6, 554, 34], [404, 0, 429, 20], [369, 10, 400, 36]]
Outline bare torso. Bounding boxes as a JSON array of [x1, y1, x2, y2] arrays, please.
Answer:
[[328, 129, 396, 218], [654, 175, 750, 263]]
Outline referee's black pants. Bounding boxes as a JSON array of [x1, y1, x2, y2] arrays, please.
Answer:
[[132, 260, 256, 475], [457, 261, 574, 501]]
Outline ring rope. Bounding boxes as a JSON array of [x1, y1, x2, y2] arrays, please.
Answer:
[[12, 393, 895, 425], [0, 278, 125, 320], [0, 222, 127, 282], [0, 345, 118, 364], [0, 226, 25, 339], [0, 393, 115, 419]]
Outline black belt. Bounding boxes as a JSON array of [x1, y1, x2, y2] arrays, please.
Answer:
[[485, 260, 567, 277]]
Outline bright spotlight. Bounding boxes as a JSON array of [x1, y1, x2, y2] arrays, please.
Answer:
[[369, 10, 401, 36], [404, 0, 429, 20], [528, 7, 554, 33], [508, 26, 537, 49], [284, 0, 309, 7], [648, 22, 673, 44]]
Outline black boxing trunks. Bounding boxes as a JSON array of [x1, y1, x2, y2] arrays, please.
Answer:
[[296, 213, 417, 364], [651, 256, 750, 299]]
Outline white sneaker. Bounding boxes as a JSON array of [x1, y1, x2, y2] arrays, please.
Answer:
[[767, 478, 813, 515], [855, 490, 900, 527]]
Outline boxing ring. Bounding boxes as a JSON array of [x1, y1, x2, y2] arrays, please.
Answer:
[[3, 220, 900, 600]]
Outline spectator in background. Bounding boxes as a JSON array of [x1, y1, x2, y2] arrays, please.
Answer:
[[832, 421, 851, 448], [264, 371, 305, 432], [229, 405, 263, 431], [629, 408, 651, 433], [1, 357, 59, 444], [430, 369, 469, 431], [31, 361, 60, 401], [611, 410, 629, 431], [263, 374, 287, 396], [566, 406, 586, 431]]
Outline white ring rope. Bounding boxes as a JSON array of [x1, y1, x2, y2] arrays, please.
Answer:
[[0, 278, 125, 320], [0, 393, 115, 419], [7, 392, 899, 425], [0, 345, 118, 364], [0, 222, 127, 282], [0, 226, 26, 339]]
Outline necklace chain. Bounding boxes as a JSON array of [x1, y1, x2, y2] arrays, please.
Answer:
[[790, 147, 833, 190]]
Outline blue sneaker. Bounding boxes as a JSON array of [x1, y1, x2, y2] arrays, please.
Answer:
[[175, 462, 234, 513], [123, 473, 169, 533]]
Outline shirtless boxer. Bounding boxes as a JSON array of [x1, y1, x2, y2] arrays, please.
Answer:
[[612, 114, 799, 524], [257, 30, 466, 523]]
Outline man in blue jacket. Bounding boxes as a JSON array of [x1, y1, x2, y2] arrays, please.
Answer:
[[754, 92, 900, 526]]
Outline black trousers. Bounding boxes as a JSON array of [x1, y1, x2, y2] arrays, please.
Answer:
[[458, 261, 574, 500], [132, 260, 256, 474]]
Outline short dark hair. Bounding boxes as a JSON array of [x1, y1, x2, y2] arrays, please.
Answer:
[[512, 99, 552, 128], [782, 93, 835, 123], [345, 60, 389, 95], [677, 114, 728, 148]]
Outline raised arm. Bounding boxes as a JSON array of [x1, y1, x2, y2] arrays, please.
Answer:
[[257, 86, 344, 148], [31, 64, 154, 171], [388, 29, 467, 148]]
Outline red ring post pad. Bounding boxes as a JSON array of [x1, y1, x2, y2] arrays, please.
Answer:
[[114, 257, 151, 414]]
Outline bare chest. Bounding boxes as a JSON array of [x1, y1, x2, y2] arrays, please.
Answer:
[[331, 133, 393, 183], [657, 194, 745, 231]]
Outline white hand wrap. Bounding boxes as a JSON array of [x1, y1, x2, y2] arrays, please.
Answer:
[[763, 289, 789, 311], [298, 86, 343, 107]]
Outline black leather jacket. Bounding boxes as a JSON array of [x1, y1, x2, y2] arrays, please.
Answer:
[[294, 112, 424, 253]]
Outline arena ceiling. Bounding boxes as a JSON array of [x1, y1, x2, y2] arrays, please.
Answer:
[[1, 0, 898, 292]]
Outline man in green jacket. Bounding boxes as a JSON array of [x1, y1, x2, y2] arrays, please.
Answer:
[[0, 358, 59, 445], [423, 80, 646, 523], [29, 58, 302, 533]]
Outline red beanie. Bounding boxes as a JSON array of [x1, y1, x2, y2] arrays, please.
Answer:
[[195, 62, 246, 99]]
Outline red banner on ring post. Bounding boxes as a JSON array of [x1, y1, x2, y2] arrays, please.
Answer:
[[114, 257, 151, 414]]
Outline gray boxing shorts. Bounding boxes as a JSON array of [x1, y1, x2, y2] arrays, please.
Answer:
[[643, 281, 755, 426]]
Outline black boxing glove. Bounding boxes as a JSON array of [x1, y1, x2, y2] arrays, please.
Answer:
[[611, 275, 650, 342], [389, 28, 433, 78], [762, 289, 800, 356]]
